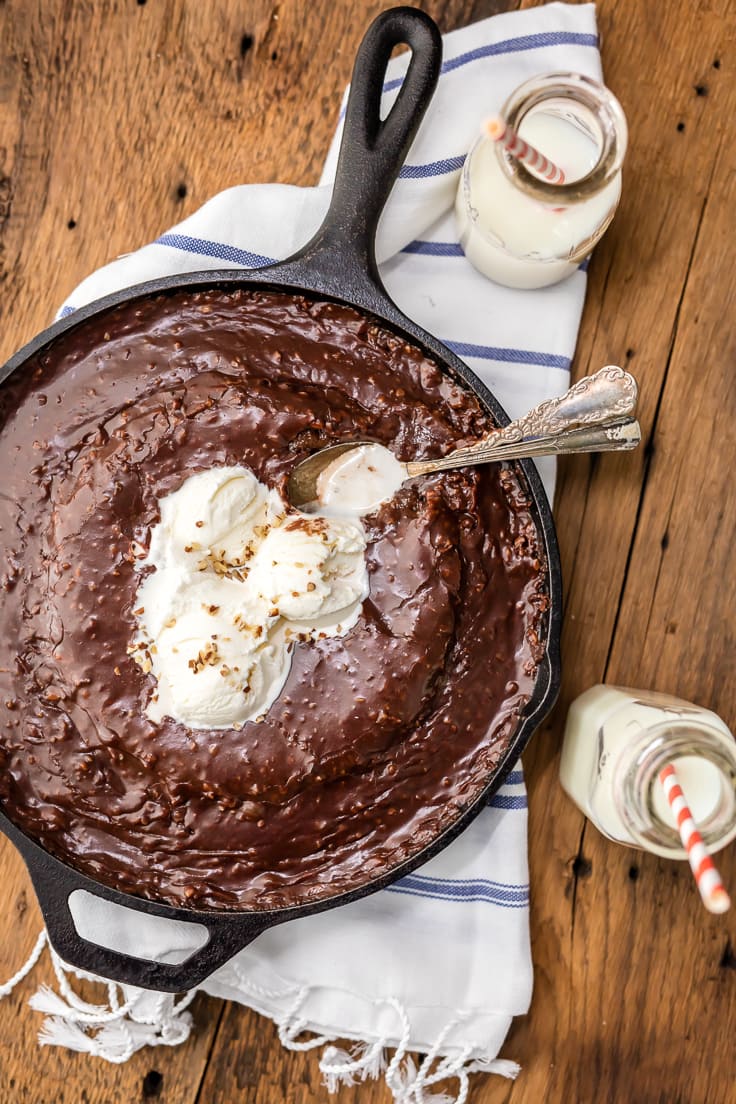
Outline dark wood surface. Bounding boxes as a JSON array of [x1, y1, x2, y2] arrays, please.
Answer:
[[1, 1, 734, 1102]]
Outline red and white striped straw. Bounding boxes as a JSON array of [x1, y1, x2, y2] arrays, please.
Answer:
[[659, 762, 731, 915], [484, 115, 566, 185]]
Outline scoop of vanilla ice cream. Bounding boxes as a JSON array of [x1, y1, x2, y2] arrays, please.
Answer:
[[247, 516, 367, 622], [146, 605, 289, 729], [130, 465, 369, 730], [136, 566, 246, 641], [159, 466, 284, 564]]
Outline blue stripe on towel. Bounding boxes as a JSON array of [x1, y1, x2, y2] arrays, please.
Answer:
[[156, 233, 277, 269], [488, 793, 528, 810], [384, 31, 599, 92], [387, 885, 529, 908], [401, 240, 465, 257], [399, 242, 589, 278], [388, 873, 529, 907], [445, 341, 571, 370], [398, 155, 466, 180], [404, 874, 528, 892]]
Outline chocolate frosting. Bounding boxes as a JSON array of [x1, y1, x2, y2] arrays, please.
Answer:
[[0, 289, 547, 910]]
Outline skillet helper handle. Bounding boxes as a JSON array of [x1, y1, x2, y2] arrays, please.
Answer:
[[291, 6, 442, 290], [22, 847, 268, 992]]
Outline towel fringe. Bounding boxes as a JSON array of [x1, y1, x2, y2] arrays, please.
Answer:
[[277, 993, 520, 1103], [0, 929, 47, 999], [319, 1038, 387, 1090], [1, 931, 522, 1096], [0, 929, 195, 1063]]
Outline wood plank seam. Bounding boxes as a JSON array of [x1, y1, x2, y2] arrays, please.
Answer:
[[599, 178, 717, 685], [192, 1001, 227, 1104], [564, 153, 722, 956]]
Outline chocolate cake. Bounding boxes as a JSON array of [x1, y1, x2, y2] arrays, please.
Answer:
[[0, 288, 548, 910]]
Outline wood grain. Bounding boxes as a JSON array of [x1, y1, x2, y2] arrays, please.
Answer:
[[0, 1, 734, 1102]]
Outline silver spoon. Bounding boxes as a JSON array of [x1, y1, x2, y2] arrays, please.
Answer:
[[287, 365, 640, 508]]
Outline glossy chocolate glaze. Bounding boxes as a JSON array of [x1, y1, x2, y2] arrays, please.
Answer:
[[0, 289, 547, 910]]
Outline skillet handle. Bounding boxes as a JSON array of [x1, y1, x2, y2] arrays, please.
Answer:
[[11, 825, 270, 992], [284, 6, 442, 294]]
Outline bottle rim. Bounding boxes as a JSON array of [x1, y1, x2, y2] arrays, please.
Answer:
[[495, 71, 628, 206], [614, 719, 736, 859]]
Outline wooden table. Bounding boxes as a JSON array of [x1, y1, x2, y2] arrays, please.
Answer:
[[1, 1, 734, 1101]]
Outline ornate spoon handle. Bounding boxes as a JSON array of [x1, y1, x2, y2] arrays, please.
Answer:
[[489, 365, 637, 443], [406, 366, 639, 477], [406, 416, 640, 476]]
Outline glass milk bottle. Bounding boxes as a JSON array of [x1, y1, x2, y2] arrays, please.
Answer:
[[455, 73, 627, 289], [560, 686, 736, 858]]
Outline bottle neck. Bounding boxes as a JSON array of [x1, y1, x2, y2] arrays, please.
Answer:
[[613, 721, 736, 858], [495, 71, 627, 207]]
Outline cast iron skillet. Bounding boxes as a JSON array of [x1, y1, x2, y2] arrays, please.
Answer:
[[0, 6, 562, 991]]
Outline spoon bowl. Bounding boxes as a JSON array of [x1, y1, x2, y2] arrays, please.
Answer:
[[287, 440, 377, 508]]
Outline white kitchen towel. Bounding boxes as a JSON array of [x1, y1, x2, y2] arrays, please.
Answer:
[[1, 5, 602, 1101]]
